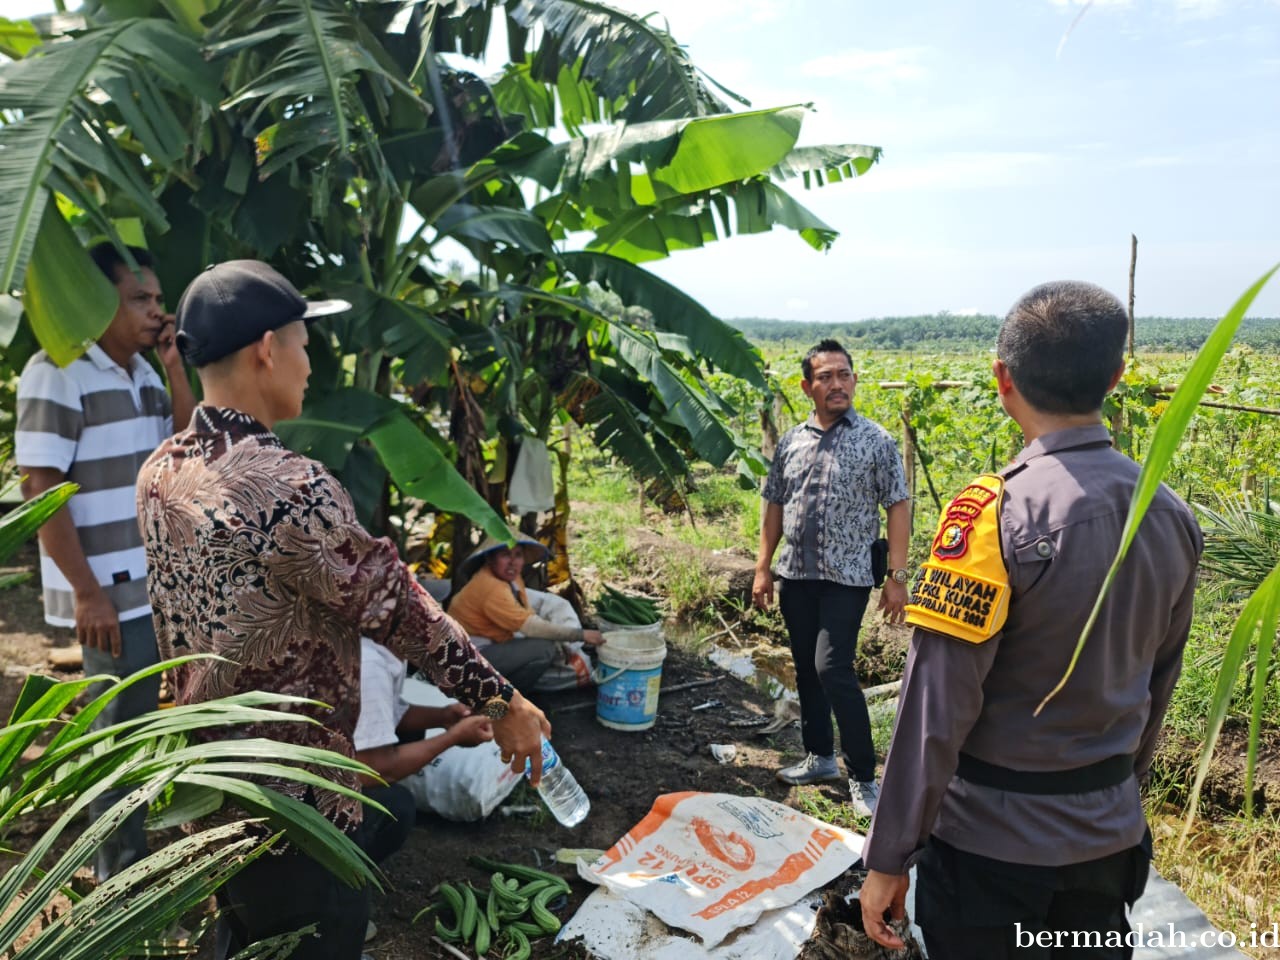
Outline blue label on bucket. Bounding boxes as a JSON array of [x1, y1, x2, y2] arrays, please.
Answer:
[[596, 664, 663, 727]]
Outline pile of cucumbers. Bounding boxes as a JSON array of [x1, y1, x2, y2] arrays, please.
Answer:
[[595, 584, 661, 626], [414, 856, 570, 960]]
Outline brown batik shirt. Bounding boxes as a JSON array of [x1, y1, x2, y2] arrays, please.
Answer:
[[136, 404, 507, 830]]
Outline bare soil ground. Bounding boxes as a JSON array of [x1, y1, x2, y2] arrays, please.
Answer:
[[369, 658, 817, 959], [6, 532, 1280, 959], [0, 541, 848, 960]]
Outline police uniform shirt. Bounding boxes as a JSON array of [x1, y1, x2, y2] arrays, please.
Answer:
[[862, 424, 1202, 874]]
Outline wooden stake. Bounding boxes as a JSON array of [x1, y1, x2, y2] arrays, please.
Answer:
[[1128, 234, 1138, 359], [901, 397, 915, 535], [713, 609, 745, 648]]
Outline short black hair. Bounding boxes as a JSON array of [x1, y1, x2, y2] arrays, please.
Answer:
[[89, 242, 154, 285], [802, 339, 852, 380], [997, 281, 1127, 414]]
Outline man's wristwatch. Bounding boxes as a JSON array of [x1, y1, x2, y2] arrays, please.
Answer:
[[888, 568, 910, 585], [481, 682, 516, 721]]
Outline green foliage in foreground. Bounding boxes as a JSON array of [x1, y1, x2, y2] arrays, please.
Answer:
[[0, 664, 381, 959]]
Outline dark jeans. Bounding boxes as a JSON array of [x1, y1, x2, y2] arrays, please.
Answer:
[[476, 635, 557, 693], [915, 833, 1152, 959], [214, 839, 370, 960], [80, 614, 161, 881], [778, 578, 876, 781], [359, 782, 416, 865]]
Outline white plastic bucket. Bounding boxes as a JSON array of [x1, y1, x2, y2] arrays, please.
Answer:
[[593, 629, 667, 731], [595, 616, 661, 637]]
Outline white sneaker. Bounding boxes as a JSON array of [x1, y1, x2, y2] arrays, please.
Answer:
[[776, 753, 841, 785], [849, 779, 880, 817]]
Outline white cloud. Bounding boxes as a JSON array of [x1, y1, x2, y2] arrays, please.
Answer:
[[601, 0, 783, 36], [1049, 0, 1231, 18], [850, 151, 1057, 193], [800, 47, 928, 85], [1047, 0, 1132, 7], [1170, 0, 1229, 19], [953, 308, 984, 316], [1131, 155, 1189, 168], [785, 298, 811, 311]]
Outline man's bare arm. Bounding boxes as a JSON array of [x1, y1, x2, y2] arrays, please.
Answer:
[[752, 501, 783, 609], [156, 316, 196, 429], [20, 467, 121, 656], [878, 498, 911, 623]]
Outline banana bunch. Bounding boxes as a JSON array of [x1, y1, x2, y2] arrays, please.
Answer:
[[595, 584, 661, 626], [414, 857, 571, 960]]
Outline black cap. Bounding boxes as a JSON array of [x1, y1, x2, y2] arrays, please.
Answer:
[[175, 260, 350, 367]]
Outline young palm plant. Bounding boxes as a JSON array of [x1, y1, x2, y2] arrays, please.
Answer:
[[1196, 498, 1280, 599], [1, 669, 380, 959]]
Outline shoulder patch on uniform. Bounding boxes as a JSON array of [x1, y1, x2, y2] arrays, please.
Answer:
[[905, 474, 1010, 644]]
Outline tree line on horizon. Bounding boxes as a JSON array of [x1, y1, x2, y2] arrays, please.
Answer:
[[729, 314, 1280, 352]]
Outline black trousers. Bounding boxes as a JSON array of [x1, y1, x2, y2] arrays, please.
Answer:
[[213, 839, 369, 960], [778, 578, 876, 781], [360, 782, 417, 865], [914, 833, 1152, 960]]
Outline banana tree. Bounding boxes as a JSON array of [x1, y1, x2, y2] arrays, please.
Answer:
[[0, 0, 882, 563]]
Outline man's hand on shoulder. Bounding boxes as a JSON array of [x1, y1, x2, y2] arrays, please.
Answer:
[[492, 690, 551, 783], [76, 584, 122, 657]]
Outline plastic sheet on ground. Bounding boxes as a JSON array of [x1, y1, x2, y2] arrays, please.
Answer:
[[560, 886, 827, 960], [564, 792, 864, 951]]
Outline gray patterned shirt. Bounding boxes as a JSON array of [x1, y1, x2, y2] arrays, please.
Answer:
[[762, 410, 910, 586]]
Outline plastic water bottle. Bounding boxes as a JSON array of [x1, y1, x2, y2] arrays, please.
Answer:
[[527, 737, 590, 828]]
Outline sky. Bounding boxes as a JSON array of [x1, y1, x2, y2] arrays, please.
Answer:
[[6, 0, 1278, 320], [595, 0, 1280, 321]]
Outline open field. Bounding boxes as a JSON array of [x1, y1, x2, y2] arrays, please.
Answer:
[[565, 341, 1280, 956], [4, 342, 1280, 956]]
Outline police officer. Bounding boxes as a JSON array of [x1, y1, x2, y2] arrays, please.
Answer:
[[859, 281, 1202, 959]]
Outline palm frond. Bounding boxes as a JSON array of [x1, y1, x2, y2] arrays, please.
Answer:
[[501, 283, 745, 467], [577, 370, 688, 504], [0, 19, 217, 293], [562, 251, 765, 389], [0, 481, 74, 566], [508, 0, 745, 121], [1196, 497, 1280, 595]]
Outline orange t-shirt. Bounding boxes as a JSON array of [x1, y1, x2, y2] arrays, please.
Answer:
[[448, 566, 531, 643]]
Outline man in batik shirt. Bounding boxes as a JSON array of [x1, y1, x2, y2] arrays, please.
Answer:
[[137, 260, 547, 960]]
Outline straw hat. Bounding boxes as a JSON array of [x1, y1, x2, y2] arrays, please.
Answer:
[[460, 524, 549, 580]]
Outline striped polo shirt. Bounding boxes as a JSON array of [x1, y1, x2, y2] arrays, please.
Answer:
[[15, 344, 172, 627]]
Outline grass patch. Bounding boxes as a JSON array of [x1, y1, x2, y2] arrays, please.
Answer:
[[793, 786, 868, 833], [568, 497, 645, 584], [502, 780, 552, 831], [659, 554, 729, 621], [1147, 803, 1280, 958]]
